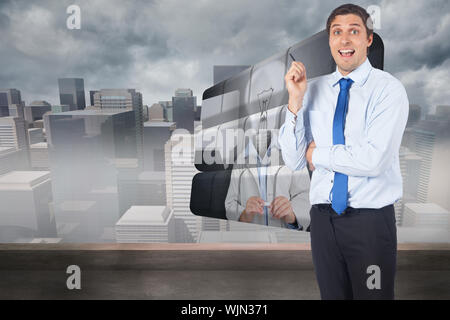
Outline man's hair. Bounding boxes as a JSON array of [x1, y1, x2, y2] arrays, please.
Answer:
[[326, 3, 373, 39]]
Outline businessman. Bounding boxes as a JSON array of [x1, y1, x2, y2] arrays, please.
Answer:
[[278, 3, 409, 299]]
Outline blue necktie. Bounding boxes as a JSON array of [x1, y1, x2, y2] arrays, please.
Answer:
[[331, 78, 353, 215]]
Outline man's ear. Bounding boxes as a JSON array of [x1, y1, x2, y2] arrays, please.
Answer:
[[367, 33, 373, 48]]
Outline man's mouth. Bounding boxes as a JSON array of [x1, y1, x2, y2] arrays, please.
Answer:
[[338, 49, 355, 58]]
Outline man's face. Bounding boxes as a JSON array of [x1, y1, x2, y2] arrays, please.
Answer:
[[329, 14, 373, 76]]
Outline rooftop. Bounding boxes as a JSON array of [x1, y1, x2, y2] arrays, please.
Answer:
[[0, 171, 50, 190], [116, 206, 172, 225]]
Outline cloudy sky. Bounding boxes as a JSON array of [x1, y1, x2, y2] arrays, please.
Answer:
[[0, 0, 449, 114]]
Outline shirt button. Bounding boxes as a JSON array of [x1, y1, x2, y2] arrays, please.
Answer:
[[331, 180, 334, 183]]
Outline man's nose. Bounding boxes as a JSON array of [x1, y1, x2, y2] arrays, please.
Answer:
[[341, 35, 351, 45]]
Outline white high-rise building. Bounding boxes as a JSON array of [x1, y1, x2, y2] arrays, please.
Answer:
[[0, 171, 56, 241], [0, 116, 28, 150], [407, 119, 450, 210], [165, 133, 200, 242]]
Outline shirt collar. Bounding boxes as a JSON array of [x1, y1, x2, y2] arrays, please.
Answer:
[[327, 57, 372, 88], [244, 135, 275, 163]]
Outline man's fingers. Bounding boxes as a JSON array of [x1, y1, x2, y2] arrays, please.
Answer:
[[273, 202, 290, 218], [291, 62, 306, 78], [286, 70, 302, 83], [291, 64, 304, 78], [272, 199, 288, 216]]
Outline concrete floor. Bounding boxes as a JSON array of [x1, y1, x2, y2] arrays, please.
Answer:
[[0, 243, 449, 299]]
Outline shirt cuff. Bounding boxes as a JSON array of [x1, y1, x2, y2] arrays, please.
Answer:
[[286, 217, 302, 230], [312, 146, 333, 171], [285, 108, 304, 131]]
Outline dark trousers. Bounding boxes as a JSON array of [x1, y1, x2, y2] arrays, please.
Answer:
[[309, 204, 397, 300]]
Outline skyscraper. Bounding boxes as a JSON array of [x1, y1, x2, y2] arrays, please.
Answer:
[[0, 116, 29, 150], [172, 88, 196, 133], [165, 133, 199, 242], [45, 108, 138, 242], [58, 78, 86, 110], [0, 89, 22, 117], [93, 89, 144, 168]]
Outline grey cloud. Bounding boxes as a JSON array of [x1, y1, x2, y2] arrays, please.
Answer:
[[0, 0, 448, 113]]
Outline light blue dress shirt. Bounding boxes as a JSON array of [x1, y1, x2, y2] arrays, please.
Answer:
[[278, 58, 409, 208], [245, 138, 301, 229]]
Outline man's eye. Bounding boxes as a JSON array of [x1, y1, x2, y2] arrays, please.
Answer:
[[351, 29, 359, 35], [333, 30, 341, 35]]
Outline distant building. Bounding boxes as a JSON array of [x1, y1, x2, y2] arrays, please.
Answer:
[[29, 142, 49, 169], [27, 127, 45, 145], [93, 89, 144, 168], [45, 108, 139, 241], [407, 104, 421, 126], [143, 121, 176, 171], [58, 78, 86, 110], [0, 116, 29, 151], [8, 103, 25, 119], [51, 104, 71, 113], [213, 65, 250, 85], [404, 118, 450, 210], [0, 171, 56, 242], [148, 103, 165, 121], [159, 100, 172, 121], [0, 89, 22, 117], [165, 133, 199, 242], [24, 101, 52, 125], [89, 90, 98, 107], [172, 88, 196, 133], [115, 206, 175, 243], [0, 147, 28, 175], [117, 170, 167, 216]]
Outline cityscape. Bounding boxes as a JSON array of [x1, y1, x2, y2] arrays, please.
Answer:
[[0, 64, 449, 244]]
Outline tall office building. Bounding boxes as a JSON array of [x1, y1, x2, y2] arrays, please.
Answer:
[[159, 100, 172, 121], [94, 89, 144, 168], [0, 89, 22, 117], [45, 108, 138, 242], [406, 118, 450, 210], [165, 133, 199, 242], [9, 103, 25, 119], [58, 78, 86, 110], [172, 88, 196, 133], [0, 116, 29, 150], [143, 121, 176, 171]]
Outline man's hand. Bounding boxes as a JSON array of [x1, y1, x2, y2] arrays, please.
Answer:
[[239, 196, 264, 223], [306, 140, 316, 171], [284, 61, 307, 114], [269, 196, 296, 224]]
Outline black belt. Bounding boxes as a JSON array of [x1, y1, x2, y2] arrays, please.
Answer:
[[313, 203, 393, 215]]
